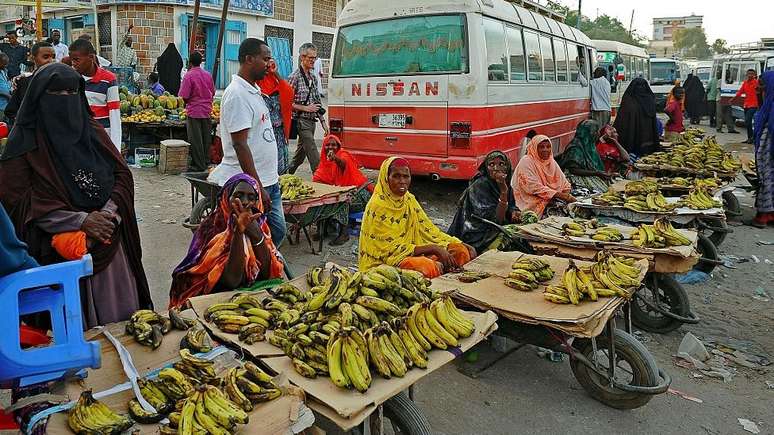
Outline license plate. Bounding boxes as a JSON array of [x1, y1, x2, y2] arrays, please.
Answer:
[[378, 113, 406, 128]]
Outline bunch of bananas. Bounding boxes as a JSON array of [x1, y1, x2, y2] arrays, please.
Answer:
[[125, 310, 175, 349], [543, 255, 642, 304], [590, 226, 624, 242], [640, 135, 742, 174], [68, 390, 133, 434], [168, 385, 249, 435], [520, 210, 539, 224], [279, 174, 315, 200], [505, 258, 554, 291], [624, 191, 678, 213], [169, 308, 197, 330], [624, 180, 659, 196], [561, 221, 587, 237], [631, 218, 692, 248], [222, 364, 282, 412], [662, 176, 692, 187], [680, 187, 722, 210], [457, 270, 491, 283], [204, 293, 273, 344], [592, 190, 624, 206], [748, 160, 757, 173], [181, 327, 213, 354], [694, 178, 721, 189]]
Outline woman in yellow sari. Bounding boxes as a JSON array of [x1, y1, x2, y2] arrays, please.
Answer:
[[358, 157, 476, 278]]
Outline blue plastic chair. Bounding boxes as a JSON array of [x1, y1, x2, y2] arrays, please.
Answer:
[[0, 255, 101, 387]]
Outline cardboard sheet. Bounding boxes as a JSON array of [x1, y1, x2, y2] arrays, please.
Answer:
[[43, 310, 308, 435], [259, 311, 498, 430], [446, 251, 649, 337], [282, 182, 355, 215], [528, 242, 699, 274], [518, 216, 698, 258], [573, 195, 725, 218], [188, 290, 286, 358]]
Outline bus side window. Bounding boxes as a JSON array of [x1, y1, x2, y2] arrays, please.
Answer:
[[725, 63, 739, 85], [567, 42, 580, 83], [524, 31, 542, 81], [506, 26, 526, 81], [554, 39, 568, 82], [483, 18, 508, 82], [540, 35, 556, 82]]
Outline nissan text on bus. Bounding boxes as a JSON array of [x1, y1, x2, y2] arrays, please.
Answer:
[[327, 0, 596, 180], [592, 39, 649, 114]]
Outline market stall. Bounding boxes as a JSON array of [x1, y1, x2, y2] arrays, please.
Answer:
[[438, 250, 671, 409], [25, 310, 313, 435], [517, 216, 701, 334]]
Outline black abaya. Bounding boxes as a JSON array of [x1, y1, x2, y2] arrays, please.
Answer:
[[156, 43, 184, 95]]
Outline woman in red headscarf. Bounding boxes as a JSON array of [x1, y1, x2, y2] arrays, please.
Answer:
[[257, 59, 294, 174], [313, 135, 374, 245]]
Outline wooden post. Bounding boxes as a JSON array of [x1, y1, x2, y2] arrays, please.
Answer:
[[35, 0, 42, 41], [211, 0, 230, 84], [576, 0, 582, 29], [188, 0, 200, 57], [92, 0, 100, 50]]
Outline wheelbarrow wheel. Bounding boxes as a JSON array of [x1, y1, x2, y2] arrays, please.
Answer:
[[381, 392, 432, 435], [631, 273, 690, 334], [702, 218, 729, 247], [570, 329, 659, 410], [694, 233, 719, 274], [721, 190, 741, 218], [190, 197, 215, 226]]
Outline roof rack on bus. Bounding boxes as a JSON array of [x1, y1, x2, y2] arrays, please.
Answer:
[[729, 39, 774, 53], [502, 0, 565, 22]]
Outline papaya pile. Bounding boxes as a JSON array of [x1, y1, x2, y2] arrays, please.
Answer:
[[119, 88, 187, 123]]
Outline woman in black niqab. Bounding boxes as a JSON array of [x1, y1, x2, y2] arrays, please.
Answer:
[[156, 43, 184, 95], [613, 78, 660, 156]]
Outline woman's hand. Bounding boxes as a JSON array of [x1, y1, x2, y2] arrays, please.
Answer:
[[81, 211, 115, 244], [510, 209, 521, 223], [493, 170, 509, 188], [415, 244, 454, 271], [555, 192, 577, 203], [232, 199, 262, 235]]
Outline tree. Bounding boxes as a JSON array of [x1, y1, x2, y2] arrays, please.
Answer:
[[712, 38, 730, 55], [673, 27, 712, 59], [546, 1, 646, 47]]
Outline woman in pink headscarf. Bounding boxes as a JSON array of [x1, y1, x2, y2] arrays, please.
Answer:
[[511, 134, 575, 217]]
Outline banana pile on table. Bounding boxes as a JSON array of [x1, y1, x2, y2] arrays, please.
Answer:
[[543, 254, 643, 305], [279, 174, 315, 200], [204, 292, 275, 344], [679, 187, 723, 210], [68, 390, 134, 434], [125, 309, 196, 349], [658, 176, 721, 190], [561, 219, 624, 242], [624, 180, 659, 196], [592, 190, 625, 206], [504, 257, 555, 291], [640, 135, 742, 174], [631, 217, 692, 248], [624, 191, 678, 213]]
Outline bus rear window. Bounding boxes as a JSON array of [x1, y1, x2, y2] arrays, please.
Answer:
[[650, 62, 678, 86], [332, 15, 467, 77]]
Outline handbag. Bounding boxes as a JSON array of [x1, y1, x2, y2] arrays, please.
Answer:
[[289, 71, 317, 140]]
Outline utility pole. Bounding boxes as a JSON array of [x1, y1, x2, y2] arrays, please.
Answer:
[[189, 0, 201, 57], [212, 0, 230, 84], [35, 0, 41, 41], [629, 9, 635, 37], [576, 0, 582, 28]]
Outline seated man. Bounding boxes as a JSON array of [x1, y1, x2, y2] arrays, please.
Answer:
[[448, 151, 529, 253], [512, 135, 576, 218], [169, 174, 284, 307], [359, 157, 476, 279], [312, 135, 373, 245]]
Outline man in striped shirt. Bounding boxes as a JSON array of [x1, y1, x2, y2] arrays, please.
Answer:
[[68, 39, 122, 151]]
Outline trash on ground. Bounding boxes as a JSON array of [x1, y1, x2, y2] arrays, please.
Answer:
[[675, 270, 711, 284], [160, 219, 177, 224], [667, 388, 703, 403], [752, 288, 770, 302], [757, 240, 774, 245], [751, 255, 760, 263], [678, 333, 710, 362], [765, 381, 774, 389], [738, 418, 760, 434]]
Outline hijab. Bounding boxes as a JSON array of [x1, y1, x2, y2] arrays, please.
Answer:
[[557, 119, 605, 172], [258, 60, 295, 140], [2, 63, 115, 210], [512, 135, 571, 216], [156, 43, 183, 95], [520, 135, 564, 185], [358, 157, 459, 271], [312, 135, 370, 188], [754, 71, 774, 156], [622, 78, 656, 118]]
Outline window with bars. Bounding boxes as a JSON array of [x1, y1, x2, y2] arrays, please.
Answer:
[[264, 25, 293, 54], [312, 31, 333, 59], [97, 12, 111, 47]]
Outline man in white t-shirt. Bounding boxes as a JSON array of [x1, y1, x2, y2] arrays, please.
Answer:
[[207, 38, 286, 245], [590, 66, 612, 127]]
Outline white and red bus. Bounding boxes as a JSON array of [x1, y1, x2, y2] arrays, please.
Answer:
[[592, 40, 649, 113], [327, 0, 596, 180]]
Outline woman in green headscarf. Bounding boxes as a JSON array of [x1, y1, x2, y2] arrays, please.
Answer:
[[557, 119, 610, 193]]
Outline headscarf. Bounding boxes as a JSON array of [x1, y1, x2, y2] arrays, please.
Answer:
[[754, 71, 774, 157], [156, 43, 183, 95], [448, 151, 518, 253], [683, 74, 705, 115], [557, 119, 604, 172], [312, 135, 370, 189], [0, 64, 151, 308], [666, 85, 685, 112], [3, 63, 115, 210], [169, 173, 284, 308], [511, 135, 571, 217], [258, 60, 295, 140], [358, 157, 460, 271], [622, 78, 656, 118]]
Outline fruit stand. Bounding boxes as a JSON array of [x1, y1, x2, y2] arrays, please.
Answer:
[[516, 216, 701, 334], [439, 250, 671, 410]]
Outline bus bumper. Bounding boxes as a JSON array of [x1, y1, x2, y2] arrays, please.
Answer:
[[351, 151, 484, 180]]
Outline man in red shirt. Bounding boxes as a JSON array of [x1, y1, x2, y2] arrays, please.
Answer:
[[735, 69, 760, 144]]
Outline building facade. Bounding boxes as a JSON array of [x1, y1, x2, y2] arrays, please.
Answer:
[[0, 0, 345, 89], [649, 14, 703, 58]]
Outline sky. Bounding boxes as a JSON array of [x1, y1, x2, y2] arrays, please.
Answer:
[[550, 0, 772, 46]]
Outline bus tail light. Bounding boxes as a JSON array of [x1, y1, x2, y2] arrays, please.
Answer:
[[450, 122, 472, 148], [330, 118, 344, 133]]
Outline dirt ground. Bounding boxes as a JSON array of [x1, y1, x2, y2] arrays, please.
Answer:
[[131, 128, 772, 434]]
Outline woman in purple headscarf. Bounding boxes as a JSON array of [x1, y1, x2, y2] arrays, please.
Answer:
[[169, 173, 283, 307], [751, 71, 774, 227]]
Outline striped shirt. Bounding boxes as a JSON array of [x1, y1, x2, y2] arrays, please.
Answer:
[[83, 67, 122, 150]]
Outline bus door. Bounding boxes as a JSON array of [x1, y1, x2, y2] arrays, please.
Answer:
[[343, 77, 450, 158]]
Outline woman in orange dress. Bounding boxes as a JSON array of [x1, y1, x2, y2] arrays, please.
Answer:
[[511, 134, 575, 217]]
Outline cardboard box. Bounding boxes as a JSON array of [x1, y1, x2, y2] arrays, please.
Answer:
[[159, 139, 189, 175]]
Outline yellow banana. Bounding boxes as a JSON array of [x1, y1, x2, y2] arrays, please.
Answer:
[[406, 304, 433, 351], [423, 303, 458, 347], [366, 329, 392, 378], [327, 335, 350, 388], [378, 330, 407, 377]]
